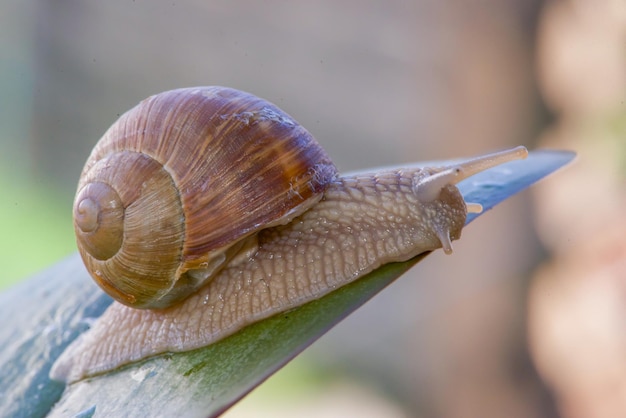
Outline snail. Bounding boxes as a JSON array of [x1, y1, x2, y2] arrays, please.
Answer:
[[50, 86, 528, 383]]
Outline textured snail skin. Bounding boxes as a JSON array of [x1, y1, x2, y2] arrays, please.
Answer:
[[50, 145, 528, 383]]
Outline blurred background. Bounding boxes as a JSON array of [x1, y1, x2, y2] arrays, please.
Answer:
[[1, 0, 624, 416]]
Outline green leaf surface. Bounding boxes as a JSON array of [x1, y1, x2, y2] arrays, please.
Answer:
[[0, 150, 574, 418]]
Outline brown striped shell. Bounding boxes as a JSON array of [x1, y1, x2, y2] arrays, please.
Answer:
[[73, 87, 337, 309]]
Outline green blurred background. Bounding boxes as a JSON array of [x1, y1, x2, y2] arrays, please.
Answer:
[[2, 1, 625, 417], [0, 1, 76, 285]]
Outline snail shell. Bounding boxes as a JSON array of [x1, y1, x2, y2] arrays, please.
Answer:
[[51, 86, 529, 383], [73, 87, 337, 309]]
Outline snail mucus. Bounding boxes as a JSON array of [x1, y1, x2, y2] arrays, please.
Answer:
[[50, 86, 528, 383]]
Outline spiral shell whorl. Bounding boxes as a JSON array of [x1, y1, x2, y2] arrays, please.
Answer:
[[74, 182, 124, 260], [74, 152, 185, 307]]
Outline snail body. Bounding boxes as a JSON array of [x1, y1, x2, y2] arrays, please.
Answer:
[[50, 86, 527, 383]]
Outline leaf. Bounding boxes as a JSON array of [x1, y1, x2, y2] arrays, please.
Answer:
[[0, 150, 574, 418]]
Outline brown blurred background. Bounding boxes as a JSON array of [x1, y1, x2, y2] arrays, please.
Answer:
[[1, 0, 624, 417]]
